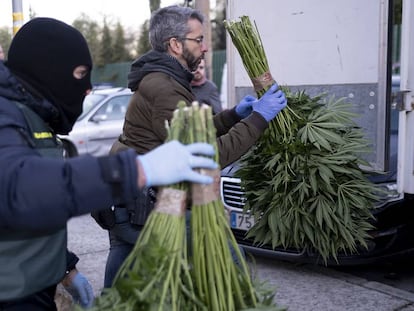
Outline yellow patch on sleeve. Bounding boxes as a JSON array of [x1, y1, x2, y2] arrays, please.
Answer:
[[33, 132, 53, 139]]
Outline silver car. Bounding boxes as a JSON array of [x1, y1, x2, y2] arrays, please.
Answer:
[[59, 87, 132, 157]]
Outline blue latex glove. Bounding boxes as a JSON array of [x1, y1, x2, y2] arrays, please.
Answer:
[[64, 272, 94, 308], [252, 83, 287, 122], [235, 95, 256, 118], [137, 140, 218, 187]]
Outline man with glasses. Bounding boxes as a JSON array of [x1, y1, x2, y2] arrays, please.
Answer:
[[101, 5, 288, 288]]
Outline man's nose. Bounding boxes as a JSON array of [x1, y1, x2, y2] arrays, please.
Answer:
[[201, 42, 208, 53]]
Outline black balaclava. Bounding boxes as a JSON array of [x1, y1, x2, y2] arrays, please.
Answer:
[[6, 17, 92, 134]]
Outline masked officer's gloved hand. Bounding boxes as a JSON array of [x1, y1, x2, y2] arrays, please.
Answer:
[[235, 95, 256, 118], [137, 140, 218, 187], [252, 83, 287, 122], [63, 269, 94, 308]]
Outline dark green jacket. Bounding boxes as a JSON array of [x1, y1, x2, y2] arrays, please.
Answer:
[[121, 50, 268, 168], [0, 61, 140, 300], [0, 103, 67, 300]]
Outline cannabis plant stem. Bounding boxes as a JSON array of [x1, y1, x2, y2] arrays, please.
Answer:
[[224, 16, 299, 142]]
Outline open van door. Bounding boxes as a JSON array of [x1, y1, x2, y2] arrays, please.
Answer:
[[397, 0, 414, 195]]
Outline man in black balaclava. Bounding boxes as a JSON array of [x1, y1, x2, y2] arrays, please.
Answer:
[[0, 16, 219, 311], [2, 18, 95, 309], [6, 17, 93, 134]]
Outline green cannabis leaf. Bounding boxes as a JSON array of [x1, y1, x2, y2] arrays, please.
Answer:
[[236, 89, 380, 264]]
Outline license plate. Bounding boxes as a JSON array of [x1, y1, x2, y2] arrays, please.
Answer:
[[230, 211, 254, 230]]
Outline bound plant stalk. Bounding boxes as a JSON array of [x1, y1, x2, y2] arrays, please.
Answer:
[[173, 102, 283, 310], [84, 102, 200, 311], [224, 15, 380, 263], [224, 16, 298, 141], [113, 101, 200, 310], [80, 101, 284, 310], [189, 103, 279, 310]]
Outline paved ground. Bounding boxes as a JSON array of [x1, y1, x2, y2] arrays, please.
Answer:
[[68, 214, 414, 311]]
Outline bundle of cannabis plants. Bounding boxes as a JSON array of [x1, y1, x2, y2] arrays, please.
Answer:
[[83, 102, 285, 310], [225, 16, 380, 263]]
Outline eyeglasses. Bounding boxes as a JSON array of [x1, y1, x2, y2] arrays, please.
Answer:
[[181, 36, 204, 44]]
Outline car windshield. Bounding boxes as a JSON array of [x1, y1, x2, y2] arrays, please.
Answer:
[[78, 94, 106, 120]]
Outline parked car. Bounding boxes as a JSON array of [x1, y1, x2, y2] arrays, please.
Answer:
[[59, 87, 132, 157], [220, 76, 414, 265]]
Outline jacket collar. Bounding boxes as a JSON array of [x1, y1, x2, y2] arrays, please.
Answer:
[[127, 50, 194, 92]]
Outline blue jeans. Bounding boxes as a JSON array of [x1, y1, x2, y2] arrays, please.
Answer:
[[104, 209, 142, 288]]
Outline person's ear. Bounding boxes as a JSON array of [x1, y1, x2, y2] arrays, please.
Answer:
[[168, 37, 183, 55]]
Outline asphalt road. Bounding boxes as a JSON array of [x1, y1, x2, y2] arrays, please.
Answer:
[[67, 214, 414, 311], [334, 260, 414, 295]]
